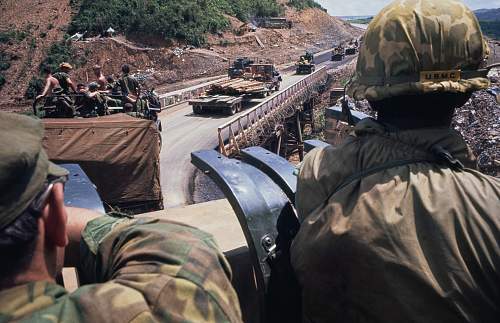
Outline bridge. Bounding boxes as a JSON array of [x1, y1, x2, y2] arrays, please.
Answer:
[[217, 66, 328, 157], [158, 54, 353, 207]]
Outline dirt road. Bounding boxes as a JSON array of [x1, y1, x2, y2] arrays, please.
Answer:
[[159, 53, 354, 208]]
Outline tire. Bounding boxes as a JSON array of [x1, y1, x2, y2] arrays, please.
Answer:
[[157, 120, 162, 132], [226, 105, 237, 116], [193, 105, 202, 114]]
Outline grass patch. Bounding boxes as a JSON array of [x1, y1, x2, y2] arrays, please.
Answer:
[[0, 29, 27, 43], [25, 77, 44, 99], [40, 39, 75, 72]]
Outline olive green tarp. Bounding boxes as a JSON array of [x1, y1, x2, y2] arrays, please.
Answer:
[[42, 114, 162, 210]]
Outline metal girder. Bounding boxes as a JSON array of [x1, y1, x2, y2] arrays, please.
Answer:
[[241, 147, 297, 201], [326, 105, 370, 124], [191, 150, 300, 322], [304, 139, 331, 153], [61, 164, 106, 214], [192, 150, 302, 322]]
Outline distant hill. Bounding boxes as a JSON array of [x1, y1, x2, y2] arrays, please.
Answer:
[[339, 10, 500, 40], [475, 9, 500, 40], [475, 8, 500, 21]]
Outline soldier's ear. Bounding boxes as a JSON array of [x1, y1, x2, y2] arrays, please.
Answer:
[[42, 183, 68, 248]]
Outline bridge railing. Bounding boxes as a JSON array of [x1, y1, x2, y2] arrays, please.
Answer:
[[217, 66, 327, 156]]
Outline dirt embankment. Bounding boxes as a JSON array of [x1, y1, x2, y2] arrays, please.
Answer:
[[0, 1, 361, 112], [0, 0, 74, 111]]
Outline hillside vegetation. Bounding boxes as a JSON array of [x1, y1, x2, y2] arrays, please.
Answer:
[[69, 0, 323, 46], [474, 9, 500, 40]]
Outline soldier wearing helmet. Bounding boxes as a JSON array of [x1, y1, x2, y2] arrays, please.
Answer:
[[53, 62, 77, 94], [291, 0, 499, 322]]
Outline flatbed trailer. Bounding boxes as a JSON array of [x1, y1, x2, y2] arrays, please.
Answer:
[[190, 95, 243, 115], [296, 63, 316, 74], [208, 78, 277, 96]]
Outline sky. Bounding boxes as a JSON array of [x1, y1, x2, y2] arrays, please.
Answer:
[[316, 0, 500, 16]]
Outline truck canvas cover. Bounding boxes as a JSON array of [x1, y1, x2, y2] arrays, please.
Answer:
[[42, 114, 162, 211]]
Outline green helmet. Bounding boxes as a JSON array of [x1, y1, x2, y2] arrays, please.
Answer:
[[347, 0, 490, 102]]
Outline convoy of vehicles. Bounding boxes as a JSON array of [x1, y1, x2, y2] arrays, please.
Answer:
[[190, 62, 282, 115]]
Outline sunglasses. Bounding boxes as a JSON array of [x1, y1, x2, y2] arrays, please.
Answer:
[[29, 175, 68, 214]]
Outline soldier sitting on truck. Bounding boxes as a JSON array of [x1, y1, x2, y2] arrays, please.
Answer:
[[53, 62, 77, 95], [92, 64, 108, 91], [36, 66, 61, 102], [74, 82, 108, 117], [35, 66, 74, 118], [119, 64, 140, 105]]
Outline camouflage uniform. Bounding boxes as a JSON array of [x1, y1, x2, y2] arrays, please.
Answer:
[[292, 119, 500, 322], [120, 74, 140, 98], [0, 216, 243, 322], [291, 1, 500, 322]]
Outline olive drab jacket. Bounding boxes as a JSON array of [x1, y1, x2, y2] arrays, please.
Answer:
[[291, 118, 500, 323], [0, 217, 243, 322]]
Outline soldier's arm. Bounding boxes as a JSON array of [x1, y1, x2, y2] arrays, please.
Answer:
[[64, 207, 102, 267], [77, 216, 243, 322], [36, 78, 53, 99], [66, 77, 77, 93]]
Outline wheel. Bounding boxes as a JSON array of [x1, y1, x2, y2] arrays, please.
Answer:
[[193, 105, 202, 114], [236, 103, 242, 113], [157, 120, 162, 132], [226, 105, 237, 115]]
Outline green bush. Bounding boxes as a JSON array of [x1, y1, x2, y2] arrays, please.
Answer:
[[25, 77, 44, 99], [0, 61, 10, 71], [288, 0, 323, 10], [0, 52, 11, 71], [0, 29, 27, 43], [0, 73, 5, 89], [68, 0, 295, 45], [40, 39, 75, 72]]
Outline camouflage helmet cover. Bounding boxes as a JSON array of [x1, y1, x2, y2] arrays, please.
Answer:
[[347, 0, 490, 101]]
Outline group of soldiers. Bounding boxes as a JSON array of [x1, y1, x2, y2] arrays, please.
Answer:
[[0, 0, 498, 322], [36, 63, 141, 118]]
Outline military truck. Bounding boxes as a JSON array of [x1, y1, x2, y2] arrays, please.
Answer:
[[331, 45, 345, 61], [228, 57, 254, 79], [345, 39, 359, 55], [190, 63, 282, 115], [296, 52, 316, 74], [43, 114, 163, 213]]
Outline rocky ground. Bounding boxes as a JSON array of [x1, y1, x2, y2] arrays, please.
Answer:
[[453, 89, 499, 177]]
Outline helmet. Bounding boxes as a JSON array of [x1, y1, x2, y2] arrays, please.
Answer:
[[88, 82, 99, 91], [347, 0, 490, 102], [59, 62, 73, 70]]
